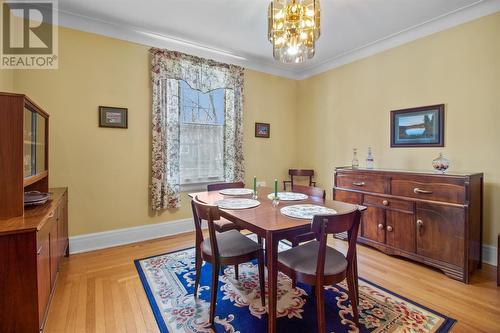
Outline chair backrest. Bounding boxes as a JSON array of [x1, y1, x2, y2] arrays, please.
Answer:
[[191, 197, 221, 258], [310, 209, 361, 279], [207, 181, 245, 192], [291, 184, 325, 200], [288, 169, 315, 188]]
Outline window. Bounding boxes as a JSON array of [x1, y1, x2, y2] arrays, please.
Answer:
[[179, 80, 225, 185]]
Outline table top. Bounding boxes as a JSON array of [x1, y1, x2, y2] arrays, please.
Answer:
[[189, 187, 365, 232]]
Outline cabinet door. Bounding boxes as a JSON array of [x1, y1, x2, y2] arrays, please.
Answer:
[[37, 231, 51, 325], [386, 210, 415, 253], [361, 206, 385, 243], [416, 203, 464, 266], [49, 212, 59, 287]]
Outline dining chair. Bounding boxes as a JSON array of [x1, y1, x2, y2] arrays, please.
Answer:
[[287, 185, 326, 247], [207, 181, 263, 245], [206, 182, 245, 233], [277, 210, 362, 331], [191, 198, 266, 325], [291, 184, 326, 200], [283, 169, 316, 190]]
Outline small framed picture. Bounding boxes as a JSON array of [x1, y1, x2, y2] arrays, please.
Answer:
[[99, 106, 128, 128], [391, 104, 444, 147], [255, 122, 270, 138]]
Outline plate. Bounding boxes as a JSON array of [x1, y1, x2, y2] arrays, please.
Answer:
[[215, 198, 261, 210], [267, 192, 308, 201], [219, 188, 254, 196], [280, 204, 337, 220]]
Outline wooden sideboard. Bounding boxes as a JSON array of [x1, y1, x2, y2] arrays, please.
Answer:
[[0, 188, 68, 333], [333, 167, 483, 283]]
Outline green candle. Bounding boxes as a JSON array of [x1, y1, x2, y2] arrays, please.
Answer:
[[274, 179, 278, 198], [253, 176, 257, 193]]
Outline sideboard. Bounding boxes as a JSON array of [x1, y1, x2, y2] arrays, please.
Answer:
[[333, 167, 483, 283]]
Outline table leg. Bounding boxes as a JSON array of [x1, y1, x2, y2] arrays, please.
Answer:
[[266, 231, 278, 333]]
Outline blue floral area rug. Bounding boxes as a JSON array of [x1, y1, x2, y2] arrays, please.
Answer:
[[135, 237, 455, 333]]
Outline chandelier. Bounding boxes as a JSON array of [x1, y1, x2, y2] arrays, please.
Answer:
[[268, 0, 320, 63]]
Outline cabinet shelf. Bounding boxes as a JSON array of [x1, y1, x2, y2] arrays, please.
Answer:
[[24, 170, 48, 187]]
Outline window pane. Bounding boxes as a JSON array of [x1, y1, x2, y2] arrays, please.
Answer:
[[179, 81, 225, 184]]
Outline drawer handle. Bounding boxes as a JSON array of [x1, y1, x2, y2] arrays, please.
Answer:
[[352, 181, 365, 186], [37, 246, 42, 255], [382, 200, 389, 206], [414, 188, 433, 194], [377, 223, 384, 230], [386, 225, 393, 232], [48, 211, 55, 218], [417, 219, 424, 233]]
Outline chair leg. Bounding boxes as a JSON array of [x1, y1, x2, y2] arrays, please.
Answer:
[[234, 264, 239, 280], [257, 250, 266, 306], [346, 269, 360, 327], [209, 262, 220, 325], [315, 284, 325, 333], [194, 247, 202, 299]]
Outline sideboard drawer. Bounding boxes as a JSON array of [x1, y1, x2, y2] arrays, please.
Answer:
[[363, 194, 414, 213], [391, 179, 465, 204], [336, 174, 389, 194]]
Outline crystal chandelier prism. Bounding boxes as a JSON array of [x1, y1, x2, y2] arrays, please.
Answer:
[[268, 0, 321, 64]]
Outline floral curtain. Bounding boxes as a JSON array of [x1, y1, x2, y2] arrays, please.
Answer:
[[151, 48, 245, 210]]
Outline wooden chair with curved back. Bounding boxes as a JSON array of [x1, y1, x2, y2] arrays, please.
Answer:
[[191, 197, 266, 326], [277, 210, 362, 331], [206, 182, 245, 233], [283, 169, 316, 190], [291, 184, 326, 200]]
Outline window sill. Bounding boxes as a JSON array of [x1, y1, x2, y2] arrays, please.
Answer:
[[181, 181, 221, 192]]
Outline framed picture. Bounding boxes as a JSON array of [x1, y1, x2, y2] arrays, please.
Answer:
[[99, 106, 128, 128], [391, 104, 444, 147], [255, 122, 270, 138]]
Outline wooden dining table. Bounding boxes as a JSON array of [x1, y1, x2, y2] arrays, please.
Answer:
[[189, 187, 365, 333]]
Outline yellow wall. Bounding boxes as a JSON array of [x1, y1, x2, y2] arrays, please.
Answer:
[[8, 12, 500, 246], [296, 12, 500, 245], [0, 69, 14, 92], [12, 28, 298, 236]]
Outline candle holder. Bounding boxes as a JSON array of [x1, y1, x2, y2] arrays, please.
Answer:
[[272, 196, 280, 208], [252, 190, 258, 200]]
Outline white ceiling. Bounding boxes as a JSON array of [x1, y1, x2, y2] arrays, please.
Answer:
[[57, 0, 500, 79]]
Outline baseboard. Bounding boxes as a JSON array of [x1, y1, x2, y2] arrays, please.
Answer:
[[69, 218, 194, 254], [482, 244, 498, 267], [69, 220, 499, 267]]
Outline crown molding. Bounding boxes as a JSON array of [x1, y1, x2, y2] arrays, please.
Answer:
[[54, 1, 500, 81], [295, 0, 500, 80], [56, 8, 299, 80]]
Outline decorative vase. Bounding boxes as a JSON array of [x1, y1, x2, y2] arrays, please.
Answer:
[[432, 153, 450, 173], [352, 148, 359, 169]]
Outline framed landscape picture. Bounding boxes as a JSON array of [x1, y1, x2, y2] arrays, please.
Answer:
[[255, 122, 270, 138], [391, 104, 444, 147], [99, 106, 128, 128]]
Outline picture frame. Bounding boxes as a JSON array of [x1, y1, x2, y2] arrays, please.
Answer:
[[99, 106, 128, 128], [255, 122, 270, 138], [391, 104, 444, 147]]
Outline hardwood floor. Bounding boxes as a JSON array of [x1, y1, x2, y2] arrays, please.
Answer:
[[44, 232, 500, 333]]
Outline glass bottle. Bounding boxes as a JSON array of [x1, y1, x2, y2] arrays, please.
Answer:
[[366, 147, 374, 169], [352, 148, 359, 169]]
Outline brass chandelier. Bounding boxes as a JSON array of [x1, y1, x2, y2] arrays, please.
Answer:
[[268, 0, 320, 63]]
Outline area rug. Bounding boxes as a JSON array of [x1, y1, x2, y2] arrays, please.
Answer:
[[135, 237, 455, 333]]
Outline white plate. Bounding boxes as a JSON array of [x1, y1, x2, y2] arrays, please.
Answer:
[[219, 188, 254, 196], [215, 198, 261, 210], [267, 192, 308, 201], [280, 204, 337, 220]]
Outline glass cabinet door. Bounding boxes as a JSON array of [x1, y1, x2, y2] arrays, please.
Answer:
[[23, 107, 47, 178], [23, 108, 33, 178]]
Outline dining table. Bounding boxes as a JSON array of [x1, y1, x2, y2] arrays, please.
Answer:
[[189, 187, 366, 333]]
